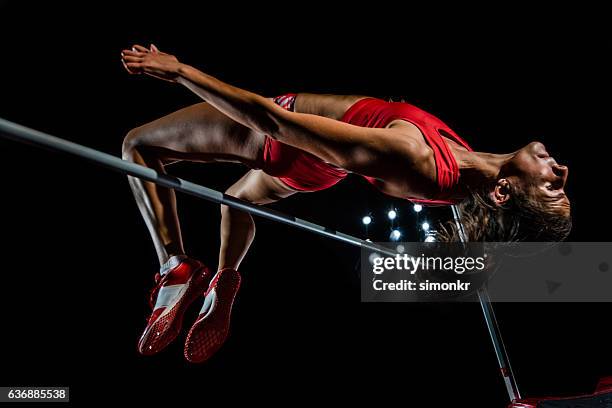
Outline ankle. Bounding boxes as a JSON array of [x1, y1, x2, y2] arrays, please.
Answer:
[[160, 254, 189, 275], [163, 242, 185, 262]]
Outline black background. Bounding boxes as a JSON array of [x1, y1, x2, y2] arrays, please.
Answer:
[[0, 2, 610, 407]]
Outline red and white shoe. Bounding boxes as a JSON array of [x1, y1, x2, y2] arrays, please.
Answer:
[[138, 255, 212, 356], [184, 268, 241, 363]]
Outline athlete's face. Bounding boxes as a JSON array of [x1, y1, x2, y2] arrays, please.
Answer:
[[502, 142, 570, 216]]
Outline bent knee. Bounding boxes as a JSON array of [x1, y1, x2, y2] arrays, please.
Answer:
[[223, 186, 254, 207], [122, 128, 143, 161], [122, 126, 157, 162], [222, 185, 264, 210]]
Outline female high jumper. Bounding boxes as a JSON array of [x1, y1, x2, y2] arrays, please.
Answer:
[[120, 44, 570, 363]]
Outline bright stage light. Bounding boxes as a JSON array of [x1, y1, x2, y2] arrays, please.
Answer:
[[387, 209, 397, 220], [362, 216, 372, 225], [413, 204, 423, 213], [390, 229, 401, 241], [369, 252, 381, 264], [422, 222, 430, 231]]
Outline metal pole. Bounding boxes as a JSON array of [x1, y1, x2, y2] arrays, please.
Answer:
[[451, 205, 521, 402], [0, 117, 396, 257]]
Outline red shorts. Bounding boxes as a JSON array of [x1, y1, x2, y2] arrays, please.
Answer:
[[260, 94, 348, 191]]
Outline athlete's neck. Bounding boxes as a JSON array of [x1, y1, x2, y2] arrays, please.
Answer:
[[451, 146, 514, 187]]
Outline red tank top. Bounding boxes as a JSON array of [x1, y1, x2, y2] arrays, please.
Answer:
[[340, 98, 473, 205]]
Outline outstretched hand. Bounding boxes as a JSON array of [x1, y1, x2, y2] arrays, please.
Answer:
[[121, 44, 182, 82]]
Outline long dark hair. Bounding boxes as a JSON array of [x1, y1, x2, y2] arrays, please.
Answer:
[[438, 183, 572, 242]]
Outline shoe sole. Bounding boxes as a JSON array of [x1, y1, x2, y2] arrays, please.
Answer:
[[138, 264, 211, 355], [184, 269, 241, 363]]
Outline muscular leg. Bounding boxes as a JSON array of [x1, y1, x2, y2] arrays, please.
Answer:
[[219, 170, 297, 271], [122, 102, 268, 265]]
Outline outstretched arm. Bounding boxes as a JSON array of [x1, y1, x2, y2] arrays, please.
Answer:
[[121, 45, 413, 181]]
